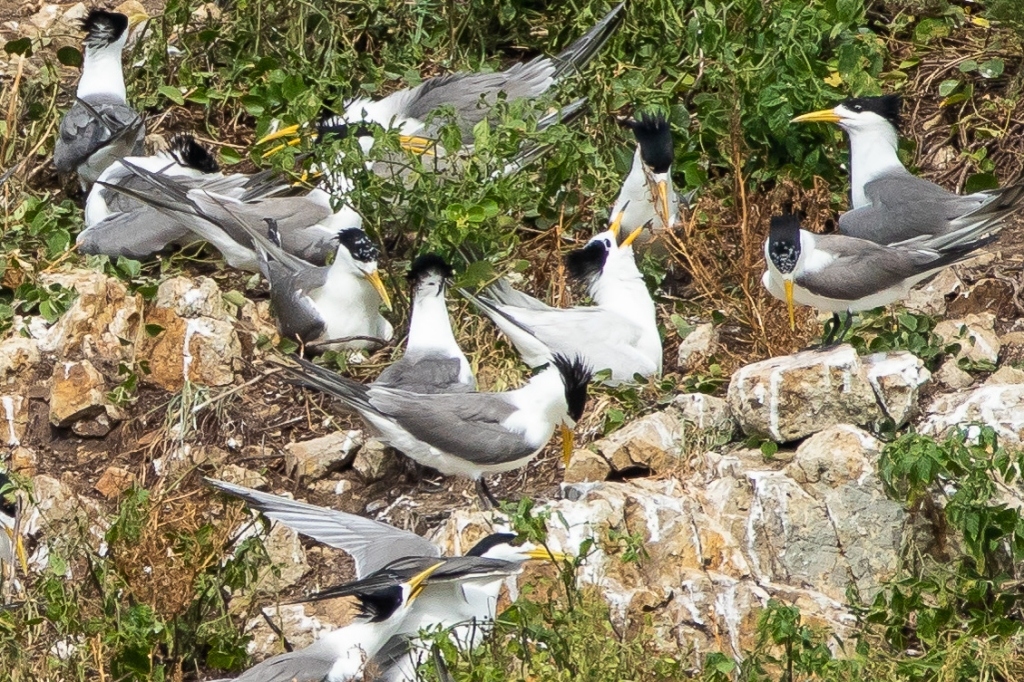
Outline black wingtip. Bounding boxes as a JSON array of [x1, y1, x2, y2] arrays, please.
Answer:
[[81, 9, 129, 49], [551, 353, 592, 422], [168, 134, 220, 174], [407, 254, 454, 283], [465, 532, 517, 557]]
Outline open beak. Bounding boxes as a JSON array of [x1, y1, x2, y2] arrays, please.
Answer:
[[560, 424, 574, 466], [399, 135, 436, 156], [525, 546, 568, 563], [791, 108, 842, 124], [364, 270, 392, 310], [620, 224, 645, 249], [407, 562, 444, 601], [784, 279, 796, 331], [654, 178, 671, 227], [608, 205, 627, 241]]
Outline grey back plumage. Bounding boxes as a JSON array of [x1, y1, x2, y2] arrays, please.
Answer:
[[366, 388, 538, 465], [373, 352, 471, 395], [54, 95, 144, 182]]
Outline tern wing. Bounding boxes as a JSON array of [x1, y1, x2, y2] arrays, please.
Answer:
[[367, 389, 539, 466], [54, 95, 143, 175], [265, 263, 329, 344], [76, 210, 195, 258], [230, 645, 336, 682], [206, 479, 438, 578], [374, 352, 472, 394], [482, 278, 555, 311], [796, 234, 978, 301]]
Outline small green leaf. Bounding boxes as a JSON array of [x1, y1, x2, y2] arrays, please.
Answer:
[[914, 17, 950, 43], [158, 85, 185, 105], [938, 79, 960, 97], [56, 46, 83, 67], [144, 324, 165, 337], [219, 147, 242, 166], [978, 58, 1004, 79], [957, 59, 979, 73], [3, 38, 32, 56], [965, 172, 999, 194]]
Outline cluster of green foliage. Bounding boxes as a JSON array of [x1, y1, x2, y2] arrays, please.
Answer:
[[0, 486, 270, 680]]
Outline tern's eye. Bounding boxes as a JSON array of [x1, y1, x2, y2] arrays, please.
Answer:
[[602, 239, 612, 248]]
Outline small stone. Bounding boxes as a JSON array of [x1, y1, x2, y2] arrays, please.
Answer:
[[672, 393, 734, 436], [727, 345, 881, 442], [590, 411, 682, 472], [564, 448, 613, 483], [935, 314, 1001, 367], [312, 478, 354, 496], [72, 413, 113, 438], [154, 276, 227, 320], [139, 307, 241, 391], [259, 523, 309, 590], [0, 394, 29, 446], [352, 439, 397, 482], [285, 430, 363, 480], [0, 337, 40, 383], [862, 351, 930, 426], [903, 268, 962, 316], [94, 467, 135, 498], [676, 323, 718, 371], [49, 360, 114, 428], [934, 359, 974, 390], [244, 604, 338, 658], [218, 464, 268, 490], [10, 446, 37, 476], [787, 425, 880, 486], [986, 366, 1024, 386]]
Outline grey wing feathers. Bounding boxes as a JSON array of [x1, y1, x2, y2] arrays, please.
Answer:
[[267, 264, 328, 343], [77, 210, 194, 258], [373, 353, 471, 394], [550, 3, 625, 80], [283, 356, 377, 412], [54, 95, 144, 175], [231, 646, 336, 682], [205, 478, 438, 578], [483, 278, 555, 311], [367, 389, 538, 466]]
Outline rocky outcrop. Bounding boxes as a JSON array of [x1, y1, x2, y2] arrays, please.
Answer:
[[920, 383, 1024, 444], [433, 422, 907, 659], [727, 346, 929, 442]]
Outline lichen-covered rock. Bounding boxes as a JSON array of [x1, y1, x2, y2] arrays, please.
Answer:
[[138, 307, 241, 391], [934, 359, 974, 390], [920, 384, 1024, 444], [433, 430, 906, 660], [285, 430, 363, 480], [352, 438, 398, 483], [589, 411, 682, 472], [0, 337, 40, 384], [727, 345, 880, 442], [673, 393, 734, 436], [1, 394, 29, 447], [903, 268, 962, 316], [48, 360, 121, 430], [677, 323, 718, 371], [862, 351, 930, 426], [35, 269, 143, 368], [935, 313, 1001, 367], [154, 276, 227, 320], [94, 467, 135, 498]]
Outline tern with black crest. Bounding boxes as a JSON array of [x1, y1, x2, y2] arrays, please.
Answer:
[[762, 213, 998, 344], [461, 211, 661, 385], [612, 112, 679, 234], [792, 95, 1024, 247], [373, 255, 474, 394], [54, 9, 149, 190], [279, 353, 591, 505]]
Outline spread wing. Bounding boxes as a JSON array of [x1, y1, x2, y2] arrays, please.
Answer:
[[206, 479, 439, 578]]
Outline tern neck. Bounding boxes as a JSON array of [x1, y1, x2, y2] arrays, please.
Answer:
[[78, 43, 127, 100], [611, 148, 648, 229], [322, 621, 396, 679], [407, 291, 460, 356], [847, 125, 903, 209], [504, 367, 569, 443], [589, 250, 655, 322]]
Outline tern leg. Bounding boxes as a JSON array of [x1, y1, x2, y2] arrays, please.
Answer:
[[475, 479, 499, 509], [819, 313, 841, 348], [834, 311, 854, 345]]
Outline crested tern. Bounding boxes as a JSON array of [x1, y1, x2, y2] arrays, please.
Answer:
[[53, 9, 149, 191], [257, 4, 623, 156], [218, 561, 443, 682], [206, 478, 564, 679], [373, 254, 474, 394], [612, 112, 679, 235], [460, 213, 661, 385], [792, 95, 1024, 246], [280, 353, 591, 505], [762, 213, 998, 344]]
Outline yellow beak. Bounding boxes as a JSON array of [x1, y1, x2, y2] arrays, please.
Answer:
[[127, 11, 150, 29], [525, 547, 568, 563], [791, 108, 842, 124], [256, 123, 302, 146], [364, 270, 392, 310], [784, 279, 796, 331], [620, 225, 644, 249], [560, 424, 574, 466], [399, 135, 436, 156], [260, 137, 303, 159], [655, 178, 670, 227], [4, 527, 26, 575], [609, 206, 626, 241], [407, 562, 444, 601]]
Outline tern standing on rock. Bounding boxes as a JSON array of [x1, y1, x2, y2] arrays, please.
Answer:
[[54, 8, 149, 191]]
